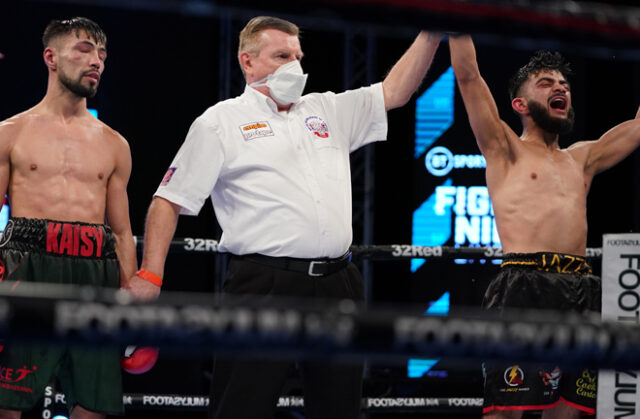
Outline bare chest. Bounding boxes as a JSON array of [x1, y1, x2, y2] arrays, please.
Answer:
[[513, 152, 586, 193], [488, 146, 588, 197], [12, 130, 114, 183]]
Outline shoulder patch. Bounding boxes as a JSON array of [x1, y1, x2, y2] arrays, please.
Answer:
[[160, 167, 177, 186], [305, 116, 329, 139]]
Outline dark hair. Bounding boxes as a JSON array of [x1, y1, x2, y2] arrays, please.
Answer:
[[508, 50, 572, 101], [42, 17, 106, 48]]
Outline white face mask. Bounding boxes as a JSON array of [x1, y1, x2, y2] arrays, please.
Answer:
[[250, 60, 308, 106]]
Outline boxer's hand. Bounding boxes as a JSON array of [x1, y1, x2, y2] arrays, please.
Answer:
[[124, 275, 161, 302]]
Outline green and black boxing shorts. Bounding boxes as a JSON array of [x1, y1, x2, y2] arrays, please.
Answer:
[[481, 252, 601, 416], [0, 217, 123, 415]]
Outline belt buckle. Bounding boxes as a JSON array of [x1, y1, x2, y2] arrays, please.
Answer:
[[307, 260, 325, 277]]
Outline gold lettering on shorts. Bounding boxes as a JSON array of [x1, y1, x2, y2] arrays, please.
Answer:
[[551, 254, 561, 272], [575, 369, 596, 399], [561, 255, 576, 273]]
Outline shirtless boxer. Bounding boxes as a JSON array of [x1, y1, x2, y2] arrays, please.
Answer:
[[0, 17, 142, 418], [449, 35, 640, 418]]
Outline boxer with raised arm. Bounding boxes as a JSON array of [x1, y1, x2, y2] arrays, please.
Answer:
[[449, 34, 640, 419]]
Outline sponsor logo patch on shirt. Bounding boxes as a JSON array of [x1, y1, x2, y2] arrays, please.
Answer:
[[161, 167, 177, 186], [305, 116, 329, 138], [239, 121, 274, 141]]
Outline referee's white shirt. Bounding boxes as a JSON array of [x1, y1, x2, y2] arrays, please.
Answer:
[[154, 83, 387, 258]]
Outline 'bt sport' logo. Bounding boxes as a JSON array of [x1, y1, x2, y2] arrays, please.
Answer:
[[425, 146, 486, 177]]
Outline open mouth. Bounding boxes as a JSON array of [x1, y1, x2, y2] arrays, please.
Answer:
[[549, 96, 567, 111]]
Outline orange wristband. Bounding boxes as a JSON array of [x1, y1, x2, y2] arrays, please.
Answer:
[[136, 269, 163, 287]]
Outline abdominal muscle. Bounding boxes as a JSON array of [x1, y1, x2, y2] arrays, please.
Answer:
[[9, 173, 108, 224], [491, 180, 588, 256]]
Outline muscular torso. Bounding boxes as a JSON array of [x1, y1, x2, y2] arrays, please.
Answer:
[[3, 110, 118, 224], [487, 137, 590, 256]]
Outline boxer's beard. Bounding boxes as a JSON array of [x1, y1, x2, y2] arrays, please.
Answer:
[[59, 71, 98, 98], [527, 99, 574, 135]]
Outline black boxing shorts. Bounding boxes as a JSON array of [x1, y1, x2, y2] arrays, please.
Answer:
[[0, 217, 123, 414], [481, 252, 600, 416]]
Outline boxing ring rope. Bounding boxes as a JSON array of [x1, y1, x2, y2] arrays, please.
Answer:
[[133, 236, 604, 260], [9, 280, 637, 415], [9, 240, 625, 415], [2, 282, 637, 367], [342, 0, 640, 37]]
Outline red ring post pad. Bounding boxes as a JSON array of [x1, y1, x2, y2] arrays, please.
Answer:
[[121, 346, 160, 374]]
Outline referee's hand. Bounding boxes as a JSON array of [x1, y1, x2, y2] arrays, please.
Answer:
[[124, 275, 161, 302]]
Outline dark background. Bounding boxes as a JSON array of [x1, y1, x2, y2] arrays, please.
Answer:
[[1, 0, 639, 417]]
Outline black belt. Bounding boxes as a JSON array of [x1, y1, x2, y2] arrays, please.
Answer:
[[238, 252, 352, 277]]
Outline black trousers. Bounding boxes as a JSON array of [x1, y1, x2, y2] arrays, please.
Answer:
[[209, 256, 365, 419]]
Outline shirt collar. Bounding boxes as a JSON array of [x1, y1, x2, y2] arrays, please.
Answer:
[[242, 85, 280, 114]]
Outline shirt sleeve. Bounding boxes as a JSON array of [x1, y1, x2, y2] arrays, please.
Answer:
[[154, 115, 224, 216], [333, 82, 388, 152]]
